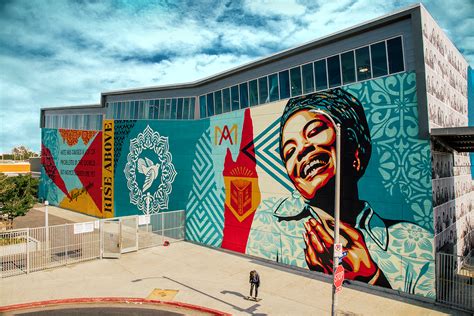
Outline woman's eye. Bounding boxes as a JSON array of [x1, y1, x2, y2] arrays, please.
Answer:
[[285, 147, 295, 161], [307, 126, 320, 138]]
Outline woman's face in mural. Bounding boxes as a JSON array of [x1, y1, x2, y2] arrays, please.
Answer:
[[281, 109, 336, 200]]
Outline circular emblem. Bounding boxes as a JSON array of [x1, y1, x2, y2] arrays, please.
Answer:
[[124, 125, 177, 214]]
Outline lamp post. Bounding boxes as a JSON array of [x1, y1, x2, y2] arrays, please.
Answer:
[[309, 110, 341, 316]]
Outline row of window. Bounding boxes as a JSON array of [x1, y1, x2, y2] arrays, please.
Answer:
[[44, 114, 103, 130], [106, 97, 196, 120], [199, 36, 404, 117], [43, 36, 405, 127]]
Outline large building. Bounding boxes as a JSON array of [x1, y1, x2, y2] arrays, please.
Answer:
[[39, 4, 473, 305]]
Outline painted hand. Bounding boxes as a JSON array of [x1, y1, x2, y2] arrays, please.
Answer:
[[303, 218, 380, 283]]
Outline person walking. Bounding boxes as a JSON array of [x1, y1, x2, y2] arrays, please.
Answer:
[[249, 270, 260, 300]]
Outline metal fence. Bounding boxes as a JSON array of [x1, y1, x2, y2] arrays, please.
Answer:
[[436, 252, 473, 311], [0, 210, 185, 278]]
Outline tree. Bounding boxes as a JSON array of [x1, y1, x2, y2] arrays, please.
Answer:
[[0, 173, 39, 230], [11, 146, 38, 160]]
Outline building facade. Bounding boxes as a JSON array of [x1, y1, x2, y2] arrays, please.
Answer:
[[39, 4, 473, 300]]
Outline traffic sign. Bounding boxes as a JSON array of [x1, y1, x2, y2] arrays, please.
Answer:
[[334, 243, 343, 257], [334, 265, 345, 289]]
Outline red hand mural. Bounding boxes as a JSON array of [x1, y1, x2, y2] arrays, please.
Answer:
[[221, 109, 261, 253]]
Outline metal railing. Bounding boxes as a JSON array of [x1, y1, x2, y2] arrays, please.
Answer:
[[138, 210, 186, 249], [436, 252, 473, 311], [0, 211, 185, 278]]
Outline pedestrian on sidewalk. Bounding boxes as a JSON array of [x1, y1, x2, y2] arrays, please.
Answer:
[[249, 270, 260, 300]]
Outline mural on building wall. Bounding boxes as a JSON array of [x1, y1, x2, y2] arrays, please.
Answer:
[[113, 120, 204, 217], [422, 7, 469, 130], [123, 125, 177, 215], [422, 7, 473, 262], [40, 128, 103, 217], [108, 71, 435, 297], [432, 145, 473, 259], [246, 74, 434, 297]]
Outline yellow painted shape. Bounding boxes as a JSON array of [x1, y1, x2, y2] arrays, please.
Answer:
[[0, 163, 30, 173], [59, 188, 102, 218], [224, 176, 261, 222], [146, 288, 179, 301]]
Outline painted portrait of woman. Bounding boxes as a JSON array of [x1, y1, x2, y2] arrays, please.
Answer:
[[247, 88, 434, 297]]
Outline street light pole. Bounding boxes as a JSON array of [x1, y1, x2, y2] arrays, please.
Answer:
[[332, 122, 341, 316], [309, 110, 341, 316], [45, 200, 49, 256]]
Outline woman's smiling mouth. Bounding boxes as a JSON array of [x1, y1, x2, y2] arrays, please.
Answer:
[[299, 153, 330, 179]]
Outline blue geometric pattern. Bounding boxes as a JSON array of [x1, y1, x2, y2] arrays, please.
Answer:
[[185, 128, 225, 247], [242, 118, 294, 193], [345, 73, 434, 232]]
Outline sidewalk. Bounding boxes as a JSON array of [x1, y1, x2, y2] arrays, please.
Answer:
[[0, 241, 466, 315]]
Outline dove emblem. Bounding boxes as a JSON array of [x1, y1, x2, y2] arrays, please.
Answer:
[[137, 157, 160, 192]]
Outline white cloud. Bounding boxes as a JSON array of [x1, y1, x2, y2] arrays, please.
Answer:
[[243, 0, 306, 17], [0, 0, 472, 153]]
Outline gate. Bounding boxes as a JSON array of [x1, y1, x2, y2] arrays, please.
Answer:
[[436, 252, 473, 311], [120, 216, 138, 253], [102, 219, 121, 258], [101, 216, 138, 258]]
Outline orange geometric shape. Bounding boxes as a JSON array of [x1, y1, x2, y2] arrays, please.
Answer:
[[59, 129, 97, 147]]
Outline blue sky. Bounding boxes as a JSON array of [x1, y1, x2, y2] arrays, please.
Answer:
[[0, 0, 473, 153]]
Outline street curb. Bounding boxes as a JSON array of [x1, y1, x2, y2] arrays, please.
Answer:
[[0, 297, 232, 316]]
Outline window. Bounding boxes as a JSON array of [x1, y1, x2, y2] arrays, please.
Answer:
[[222, 88, 231, 113], [154, 100, 160, 119], [138, 101, 144, 119], [159, 99, 165, 119], [124, 101, 130, 119], [371, 41, 387, 77], [84, 115, 90, 129], [129, 101, 135, 119], [239, 82, 249, 108], [177, 98, 183, 119], [258, 76, 268, 104], [314, 60, 328, 91], [279, 70, 290, 99], [268, 73, 279, 102], [231, 85, 239, 111], [148, 100, 155, 119], [327, 55, 341, 88], [214, 90, 222, 115], [171, 99, 177, 119], [290, 66, 302, 97], [199, 95, 206, 118], [387, 37, 404, 73], [117, 102, 122, 119], [190, 98, 195, 119], [164, 99, 171, 120], [341, 51, 356, 85], [355, 47, 371, 81], [183, 98, 189, 119], [206, 93, 214, 116], [302, 63, 314, 94], [249, 79, 258, 106]]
